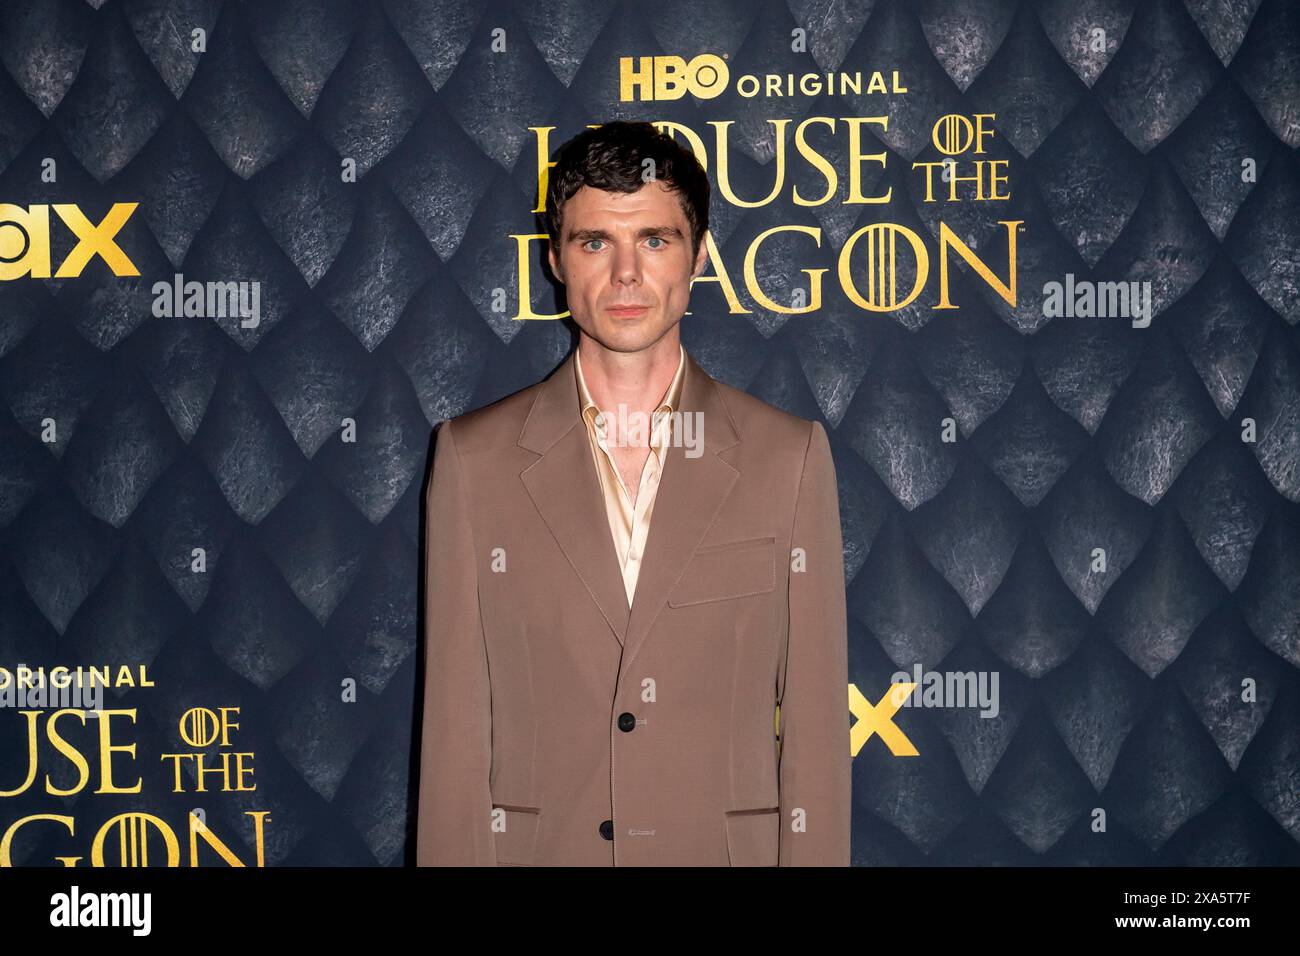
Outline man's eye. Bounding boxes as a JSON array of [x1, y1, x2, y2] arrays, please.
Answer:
[[584, 239, 604, 251], [646, 237, 664, 248]]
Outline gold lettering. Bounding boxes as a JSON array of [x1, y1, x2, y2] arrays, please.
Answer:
[[743, 225, 825, 313]]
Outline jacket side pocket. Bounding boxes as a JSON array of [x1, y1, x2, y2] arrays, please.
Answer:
[[723, 807, 779, 866], [492, 805, 541, 865]]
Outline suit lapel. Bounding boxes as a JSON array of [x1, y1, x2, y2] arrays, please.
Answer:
[[518, 347, 740, 655], [519, 351, 632, 644]]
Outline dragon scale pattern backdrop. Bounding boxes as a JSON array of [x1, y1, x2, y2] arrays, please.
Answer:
[[0, 0, 1297, 866]]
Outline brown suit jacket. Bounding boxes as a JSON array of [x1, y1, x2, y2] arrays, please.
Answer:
[[416, 347, 851, 866]]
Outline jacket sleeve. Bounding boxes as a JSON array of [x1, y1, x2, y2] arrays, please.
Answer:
[[416, 419, 497, 866], [777, 420, 852, 866]]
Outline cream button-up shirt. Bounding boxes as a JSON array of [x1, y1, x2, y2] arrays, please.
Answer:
[[575, 344, 686, 608]]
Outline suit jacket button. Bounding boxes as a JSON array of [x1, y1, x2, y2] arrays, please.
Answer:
[[599, 820, 614, 840], [617, 712, 636, 732]]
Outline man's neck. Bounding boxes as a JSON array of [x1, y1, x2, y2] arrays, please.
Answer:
[[577, 334, 681, 418]]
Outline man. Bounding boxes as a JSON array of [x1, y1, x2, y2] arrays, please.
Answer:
[[416, 120, 850, 866]]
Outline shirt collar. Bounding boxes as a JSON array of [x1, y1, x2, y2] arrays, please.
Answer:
[[575, 343, 686, 427]]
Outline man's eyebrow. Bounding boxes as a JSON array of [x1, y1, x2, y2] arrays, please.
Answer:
[[567, 225, 684, 243]]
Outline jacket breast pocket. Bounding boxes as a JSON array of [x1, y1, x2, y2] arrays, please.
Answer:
[[667, 536, 777, 608], [492, 805, 540, 865], [724, 808, 779, 866]]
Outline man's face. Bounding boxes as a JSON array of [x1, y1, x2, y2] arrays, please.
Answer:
[[547, 180, 708, 354]]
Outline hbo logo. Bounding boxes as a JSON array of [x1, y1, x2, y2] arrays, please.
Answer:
[[619, 54, 729, 102]]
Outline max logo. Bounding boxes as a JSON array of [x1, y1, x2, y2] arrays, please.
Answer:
[[849, 682, 919, 757], [0, 202, 140, 280]]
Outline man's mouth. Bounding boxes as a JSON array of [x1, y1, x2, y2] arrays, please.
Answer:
[[607, 304, 649, 317]]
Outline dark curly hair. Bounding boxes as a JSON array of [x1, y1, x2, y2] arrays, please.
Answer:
[[544, 120, 710, 265]]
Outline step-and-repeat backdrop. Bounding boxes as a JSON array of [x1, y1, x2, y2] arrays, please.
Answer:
[[0, 0, 1296, 865]]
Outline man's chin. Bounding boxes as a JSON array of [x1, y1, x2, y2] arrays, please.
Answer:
[[585, 320, 670, 354]]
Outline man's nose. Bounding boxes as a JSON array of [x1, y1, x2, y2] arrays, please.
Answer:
[[611, 243, 641, 284]]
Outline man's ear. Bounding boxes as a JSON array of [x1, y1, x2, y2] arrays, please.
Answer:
[[691, 234, 709, 279], [547, 243, 562, 283]]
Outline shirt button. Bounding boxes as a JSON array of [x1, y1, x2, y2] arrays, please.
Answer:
[[599, 820, 614, 841], [618, 712, 636, 732], [628, 547, 639, 561]]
